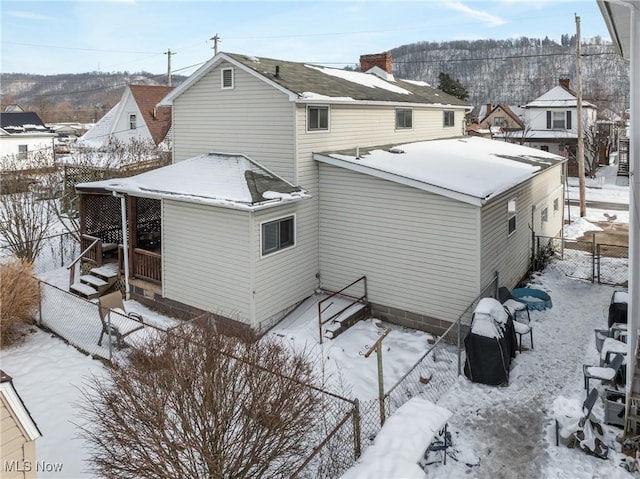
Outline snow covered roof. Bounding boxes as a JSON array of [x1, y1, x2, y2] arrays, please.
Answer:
[[78, 104, 118, 148], [76, 153, 310, 211], [0, 112, 54, 135], [314, 137, 565, 206], [525, 85, 596, 109], [161, 52, 470, 108]]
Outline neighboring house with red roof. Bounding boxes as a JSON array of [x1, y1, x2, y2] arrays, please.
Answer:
[[478, 104, 525, 135], [78, 85, 173, 149], [1, 370, 41, 479]]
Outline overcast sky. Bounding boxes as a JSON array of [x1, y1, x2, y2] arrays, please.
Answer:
[[1, 0, 613, 76]]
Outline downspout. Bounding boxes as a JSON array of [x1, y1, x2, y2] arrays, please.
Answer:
[[114, 192, 131, 299], [627, 3, 640, 408]]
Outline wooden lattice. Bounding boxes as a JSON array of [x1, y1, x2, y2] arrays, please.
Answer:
[[83, 194, 122, 244]]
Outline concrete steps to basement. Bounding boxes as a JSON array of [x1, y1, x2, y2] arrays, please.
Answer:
[[69, 262, 120, 300]]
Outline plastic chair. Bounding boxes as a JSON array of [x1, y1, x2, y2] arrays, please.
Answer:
[[498, 287, 532, 352], [583, 353, 625, 395], [97, 291, 144, 348]]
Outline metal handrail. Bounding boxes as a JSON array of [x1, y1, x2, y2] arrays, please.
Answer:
[[318, 276, 367, 344], [67, 236, 99, 287]]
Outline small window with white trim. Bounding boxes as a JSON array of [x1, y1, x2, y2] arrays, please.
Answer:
[[261, 215, 295, 256], [395, 108, 413, 129], [553, 198, 559, 212], [18, 144, 28, 159], [221, 68, 234, 89], [507, 199, 517, 235], [129, 114, 137, 130], [443, 110, 455, 127], [541, 207, 548, 223], [307, 106, 329, 131]]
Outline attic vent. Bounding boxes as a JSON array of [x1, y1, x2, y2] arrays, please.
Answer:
[[221, 68, 234, 89], [389, 147, 405, 154]]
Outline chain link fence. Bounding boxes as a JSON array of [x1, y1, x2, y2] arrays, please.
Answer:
[[534, 235, 628, 286], [0, 231, 79, 274]]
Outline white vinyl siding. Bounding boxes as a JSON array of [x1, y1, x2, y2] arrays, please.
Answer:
[[253, 204, 317, 328], [480, 164, 564, 289], [171, 61, 296, 182], [318, 163, 480, 323], [162, 200, 252, 323]]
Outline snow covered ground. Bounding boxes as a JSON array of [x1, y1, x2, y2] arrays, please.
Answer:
[[0, 163, 632, 478]]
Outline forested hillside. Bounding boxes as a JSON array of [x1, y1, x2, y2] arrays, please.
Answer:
[[0, 35, 630, 124], [0, 72, 186, 123], [390, 36, 629, 114]]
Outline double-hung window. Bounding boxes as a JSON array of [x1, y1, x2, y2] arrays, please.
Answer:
[[129, 114, 137, 130], [18, 145, 28, 159], [395, 108, 413, 129], [261, 216, 295, 256], [443, 110, 455, 127], [507, 199, 517, 236], [308, 106, 329, 131]]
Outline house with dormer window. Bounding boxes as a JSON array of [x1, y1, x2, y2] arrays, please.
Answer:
[[74, 52, 565, 336]]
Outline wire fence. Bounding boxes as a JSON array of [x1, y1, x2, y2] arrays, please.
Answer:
[[34, 278, 362, 477], [0, 230, 79, 274], [534, 234, 628, 286]]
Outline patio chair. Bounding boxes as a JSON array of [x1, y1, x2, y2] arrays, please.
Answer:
[[583, 353, 625, 394], [97, 291, 144, 349], [556, 387, 599, 447], [498, 287, 532, 352]]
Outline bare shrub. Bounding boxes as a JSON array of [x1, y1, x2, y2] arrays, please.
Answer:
[[0, 259, 40, 347], [78, 320, 324, 478]]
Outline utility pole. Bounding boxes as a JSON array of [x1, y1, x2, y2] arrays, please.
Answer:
[[575, 14, 587, 217], [210, 33, 221, 55], [164, 49, 176, 86]]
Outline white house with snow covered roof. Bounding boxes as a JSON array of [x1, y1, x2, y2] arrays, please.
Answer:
[[74, 51, 566, 335], [516, 78, 597, 163], [78, 85, 173, 150]]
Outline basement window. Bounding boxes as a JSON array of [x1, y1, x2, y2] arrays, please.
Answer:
[[221, 68, 234, 89], [261, 215, 295, 256], [507, 199, 517, 236], [395, 108, 413, 129]]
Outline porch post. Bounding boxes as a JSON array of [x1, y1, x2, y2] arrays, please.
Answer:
[[127, 196, 137, 282], [117, 194, 131, 299]]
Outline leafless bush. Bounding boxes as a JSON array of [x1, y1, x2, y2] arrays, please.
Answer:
[[78, 321, 324, 478], [0, 259, 40, 347]]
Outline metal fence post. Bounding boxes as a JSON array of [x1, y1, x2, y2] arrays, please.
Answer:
[[592, 233, 596, 284], [352, 398, 362, 459]]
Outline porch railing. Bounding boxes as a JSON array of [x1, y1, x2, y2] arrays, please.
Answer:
[[132, 248, 162, 284], [80, 234, 103, 267]]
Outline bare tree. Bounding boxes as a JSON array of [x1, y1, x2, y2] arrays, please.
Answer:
[[583, 122, 611, 178], [0, 151, 58, 263], [78, 321, 325, 478]]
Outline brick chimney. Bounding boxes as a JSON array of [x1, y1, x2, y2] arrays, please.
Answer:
[[360, 52, 393, 74], [558, 77, 570, 90]]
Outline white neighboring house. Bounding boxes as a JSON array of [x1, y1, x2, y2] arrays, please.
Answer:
[[0, 111, 55, 166], [75, 51, 566, 335], [516, 78, 598, 162], [78, 84, 174, 150]]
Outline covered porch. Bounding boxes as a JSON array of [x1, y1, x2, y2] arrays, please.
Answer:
[[77, 188, 162, 287]]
